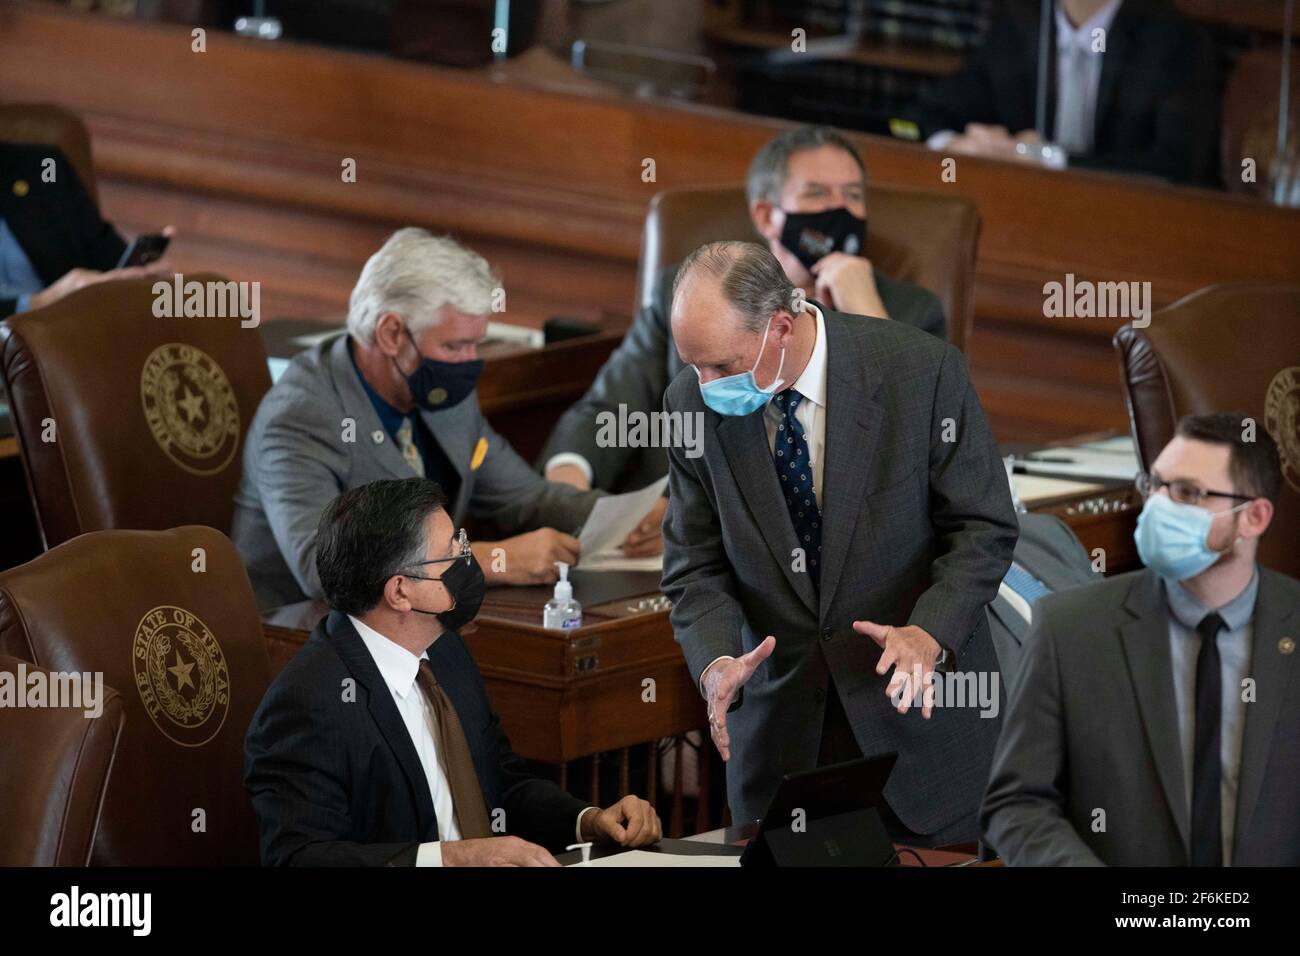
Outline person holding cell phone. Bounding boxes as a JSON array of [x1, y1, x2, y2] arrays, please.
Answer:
[[0, 140, 173, 317]]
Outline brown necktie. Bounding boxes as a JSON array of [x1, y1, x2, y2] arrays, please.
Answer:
[[415, 660, 492, 839]]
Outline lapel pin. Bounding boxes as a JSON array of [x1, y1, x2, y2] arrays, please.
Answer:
[[428, 387, 448, 406], [1280, 637, 1295, 655], [471, 436, 488, 471], [371, 430, 385, 444], [12, 179, 29, 197]]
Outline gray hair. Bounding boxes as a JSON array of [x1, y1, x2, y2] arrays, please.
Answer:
[[746, 125, 867, 205], [673, 241, 798, 333], [347, 228, 500, 344]]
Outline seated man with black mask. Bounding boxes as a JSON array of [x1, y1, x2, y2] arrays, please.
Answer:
[[244, 477, 662, 866], [233, 228, 661, 606]]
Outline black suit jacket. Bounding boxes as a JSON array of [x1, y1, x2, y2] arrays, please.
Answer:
[[0, 143, 126, 318], [539, 263, 945, 492], [244, 611, 590, 865], [906, 0, 1219, 186], [981, 567, 1300, 865]]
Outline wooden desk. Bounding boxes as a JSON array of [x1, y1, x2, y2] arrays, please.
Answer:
[[1031, 485, 1142, 575]]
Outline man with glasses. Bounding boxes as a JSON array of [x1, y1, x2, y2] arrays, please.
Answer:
[[981, 412, 1300, 865], [245, 478, 662, 866]]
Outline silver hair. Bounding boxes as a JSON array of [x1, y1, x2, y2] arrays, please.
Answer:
[[673, 240, 798, 333], [347, 228, 500, 344], [746, 125, 868, 206]]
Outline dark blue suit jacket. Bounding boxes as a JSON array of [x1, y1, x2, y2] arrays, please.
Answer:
[[244, 611, 589, 865]]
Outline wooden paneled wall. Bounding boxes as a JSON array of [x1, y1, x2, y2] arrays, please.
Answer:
[[2, 2, 1298, 441]]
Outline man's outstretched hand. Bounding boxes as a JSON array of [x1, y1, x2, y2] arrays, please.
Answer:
[[700, 636, 776, 761], [853, 620, 942, 719]]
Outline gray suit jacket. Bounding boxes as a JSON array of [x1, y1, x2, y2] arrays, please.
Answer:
[[981, 567, 1300, 866], [540, 264, 946, 492], [987, 511, 1099, 695], [661, 309, 1017, 834], [232, 333, 602, 609]]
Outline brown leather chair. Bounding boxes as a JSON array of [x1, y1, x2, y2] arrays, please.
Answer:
[[0, 275, 271, 549], [1114, 282, 1300, 578], [0, 526, 271, 865], [636, 184, 981, 353], [0, 102, 99, 203], [0, 655, 124, 866]]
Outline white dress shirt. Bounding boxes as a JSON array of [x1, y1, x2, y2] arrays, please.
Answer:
[[701, 303, 829, 689], [350, 616, 595, 866], [350, 616, 459, 866], [1053, 0, 1122, 154], [996, 579, 1034, 625], [925, 0, 1123, 159]]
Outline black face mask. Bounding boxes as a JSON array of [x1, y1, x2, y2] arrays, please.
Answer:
[[394, 328, 484, 412], [778, 207, 867, 273], [412, 551, 486, 632]]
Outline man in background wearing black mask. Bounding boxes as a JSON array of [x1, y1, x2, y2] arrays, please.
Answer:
[[234, 228, 662, 609], [542, 125, 945, 496], [245, 477, 661, 866]]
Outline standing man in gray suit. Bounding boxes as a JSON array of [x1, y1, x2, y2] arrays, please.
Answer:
[[541, 126, 947, 514], [661, 241, 1017, 845], [234, 229, 653, 610], [982, 413, 1299, 865]]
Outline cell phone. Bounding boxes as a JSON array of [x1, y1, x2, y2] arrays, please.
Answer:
[[116, 233, 170, 270]]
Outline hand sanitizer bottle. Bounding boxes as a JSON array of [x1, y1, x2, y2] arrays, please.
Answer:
[[543, 562, 583, 629]]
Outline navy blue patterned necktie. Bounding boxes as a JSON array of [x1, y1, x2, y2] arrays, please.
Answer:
[[773, 388, 821, 587]]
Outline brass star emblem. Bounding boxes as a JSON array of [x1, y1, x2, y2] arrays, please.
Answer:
[[177, 388, 206, 424], [168, 651, 196, 692]]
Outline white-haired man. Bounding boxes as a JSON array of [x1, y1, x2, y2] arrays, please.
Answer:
[[234, 229, 648, 609]]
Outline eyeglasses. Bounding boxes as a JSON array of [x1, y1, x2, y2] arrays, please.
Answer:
[[1135, 472, 1254, 507], [398, 528, 471, 580]]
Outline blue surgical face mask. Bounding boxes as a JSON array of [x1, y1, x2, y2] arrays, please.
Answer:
[[1134, 493, 1248, 581], [694, 316, 785, 417]]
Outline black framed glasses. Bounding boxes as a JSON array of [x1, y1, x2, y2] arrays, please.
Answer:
[[397, 528, 471, 580], [1135, 472, 1254, 506]]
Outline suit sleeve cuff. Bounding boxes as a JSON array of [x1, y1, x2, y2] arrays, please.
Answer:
[[416, 841, 443, 867], [545, 453, 593, 484], [699, 655, 736, 696]]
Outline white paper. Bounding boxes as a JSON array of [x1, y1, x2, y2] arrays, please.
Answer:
[[577, 477, 669, 572], [1016, 436, 1139, 481], [1011, 473, 1107, 505], [568, 849, 740, 868]]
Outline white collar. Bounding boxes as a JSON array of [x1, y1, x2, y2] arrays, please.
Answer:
[[788, 302, 828, 408], [349, 614, 428, 701], [1056, 0, 1122, 47]]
